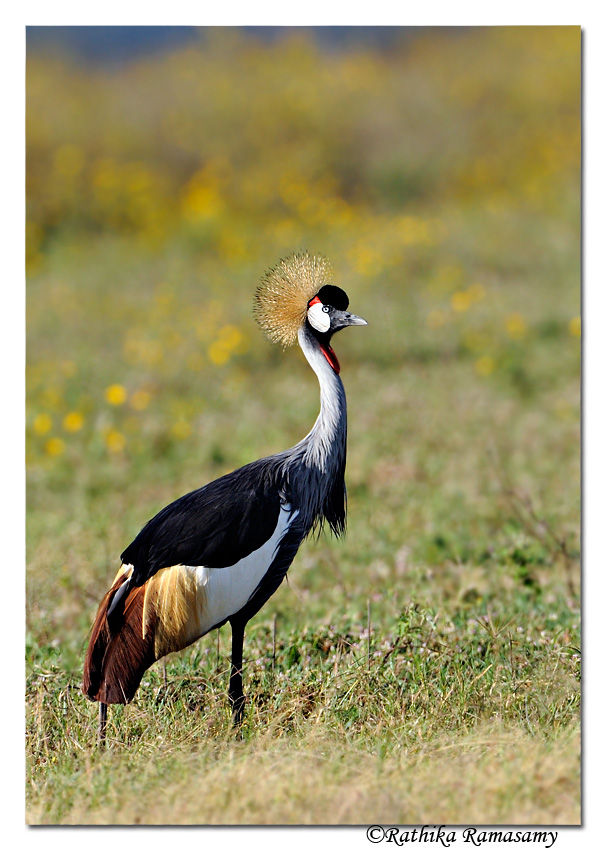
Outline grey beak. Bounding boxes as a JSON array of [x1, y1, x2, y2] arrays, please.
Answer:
[[332, 310, 368, 331], [344, 313, 368, 326]]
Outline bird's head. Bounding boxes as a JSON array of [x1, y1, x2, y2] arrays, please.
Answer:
[[253, 252, 367, 374]]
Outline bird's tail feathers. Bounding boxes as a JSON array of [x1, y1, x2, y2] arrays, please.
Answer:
[[82, 564, 209, 705], [82, 566, 157, 705]]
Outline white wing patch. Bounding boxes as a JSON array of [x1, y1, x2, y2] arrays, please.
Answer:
[[193, 502, 298, 634], [141, 503, 299, 658]]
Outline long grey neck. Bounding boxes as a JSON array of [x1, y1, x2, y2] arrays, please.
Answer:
[[295, 325, 347, 474], [268, 325, 348, 536]]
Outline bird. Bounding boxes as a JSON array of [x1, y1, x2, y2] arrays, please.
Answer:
[[82, 252, 367, 737]]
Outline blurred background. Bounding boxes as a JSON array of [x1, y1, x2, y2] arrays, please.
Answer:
[[26, 25, 581, 822], [26, 19, 581, 664]]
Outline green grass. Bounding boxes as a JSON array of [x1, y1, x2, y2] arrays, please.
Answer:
[[25, 227, 580, 824], [26, 27, 580, 825]]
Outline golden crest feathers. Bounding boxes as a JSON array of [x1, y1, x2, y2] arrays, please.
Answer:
[[253, 252, 332, 346]]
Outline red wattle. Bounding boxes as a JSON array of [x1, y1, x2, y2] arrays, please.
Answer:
[[320, 343, 340, 374]]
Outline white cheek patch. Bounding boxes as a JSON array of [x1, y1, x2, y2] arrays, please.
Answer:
[[307, 302, 330, 333]]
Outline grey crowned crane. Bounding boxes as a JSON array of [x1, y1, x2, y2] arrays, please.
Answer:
[[82, 252, 367, 733]]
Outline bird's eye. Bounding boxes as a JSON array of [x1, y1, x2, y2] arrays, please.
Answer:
[[322, 305, 330, 313]]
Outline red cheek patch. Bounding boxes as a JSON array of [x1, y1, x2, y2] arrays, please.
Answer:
[[308, 295, 322, 308]]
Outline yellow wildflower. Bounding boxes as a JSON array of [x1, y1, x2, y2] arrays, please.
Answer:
[[33, 413, 53, 435], [63, 412, 84, 432], [105, 384, 127, 405], [219, 324, 244, 349], [172, 420, 192, 440], [505, 313, 527, 340], [105, 430, 126, 453], [569, 316, 581, 338], [45, 437, 65, 456], [207, 341, 231, 366], [451, 291, 472, 312], [475, 355, 495, 376]]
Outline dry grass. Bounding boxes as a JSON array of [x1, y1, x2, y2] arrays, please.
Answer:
[[27, 722, 579, 825]]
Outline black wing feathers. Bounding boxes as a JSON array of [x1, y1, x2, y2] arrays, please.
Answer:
[[322, 472, 347, 538], [121, 460, 283, 586]]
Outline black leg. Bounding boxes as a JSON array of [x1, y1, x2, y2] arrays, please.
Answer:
[[228, 619, 245, 727], [98, 702, 107, 748]]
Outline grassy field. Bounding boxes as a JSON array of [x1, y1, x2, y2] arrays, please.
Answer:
[[26, 27, 580, 825]]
